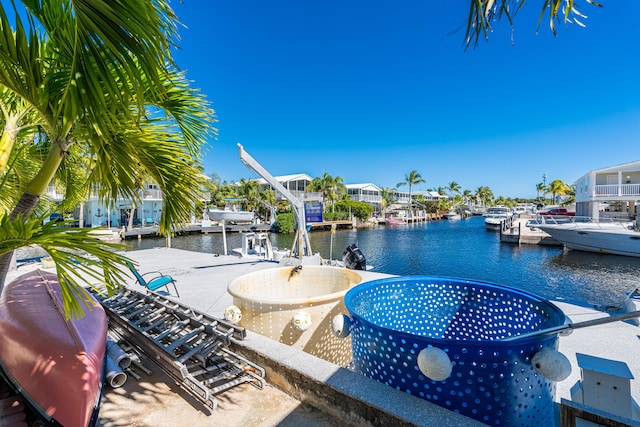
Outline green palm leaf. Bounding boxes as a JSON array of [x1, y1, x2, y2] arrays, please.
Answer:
[[0, 214, 132, 318]]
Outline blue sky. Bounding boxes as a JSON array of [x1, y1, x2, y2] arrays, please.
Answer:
[[171, 1, 640, 199]]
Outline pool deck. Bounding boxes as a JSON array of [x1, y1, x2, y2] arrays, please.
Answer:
[[6, 248, 640, 426]]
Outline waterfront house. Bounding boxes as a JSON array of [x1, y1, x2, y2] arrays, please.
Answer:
[[573, 160, 640, 220], [45, 182, 168, 229], [346, 183, 383, 215], [254, 173, 313, 200]]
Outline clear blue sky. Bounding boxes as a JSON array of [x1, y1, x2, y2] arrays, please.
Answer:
[[171, 1, 640, 199]]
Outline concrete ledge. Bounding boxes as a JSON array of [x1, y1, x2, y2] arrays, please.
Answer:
[[231, 331, 485, 427]]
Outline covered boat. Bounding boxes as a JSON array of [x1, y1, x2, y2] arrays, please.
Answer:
[[0, 269, 107, 427]]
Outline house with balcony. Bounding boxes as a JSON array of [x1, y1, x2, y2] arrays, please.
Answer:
[[254, 173, 312, 200], [573, 160, 640, 220], [44, 182, 168, 228], [347, 183, 382, 205]]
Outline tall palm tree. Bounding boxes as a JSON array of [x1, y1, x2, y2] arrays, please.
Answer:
[[397, 170, 425, 219], [446, 181, 461, 198], [536, 182, 547, 203], [0, 1, 215, 316]]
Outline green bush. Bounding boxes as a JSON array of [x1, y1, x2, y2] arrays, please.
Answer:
[[274, 212, 295, 233], [334, 200, 373, 222]]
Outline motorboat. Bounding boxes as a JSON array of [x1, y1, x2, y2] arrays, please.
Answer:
[[0, 269, 108, 427], [206, 197, 254, 224], [207, 209, 254, 223], [443, 211, 461, 220], [483, 206, 511, 231], [527, 216, 640, 257]]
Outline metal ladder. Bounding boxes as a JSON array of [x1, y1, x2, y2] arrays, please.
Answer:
[[93, 287, 265, 411]]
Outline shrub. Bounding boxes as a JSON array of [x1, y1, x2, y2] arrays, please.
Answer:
[[274, 212, 295, 233], [334, 200, 373, 222]]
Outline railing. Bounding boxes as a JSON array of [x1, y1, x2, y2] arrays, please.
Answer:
[[594, 183, 640, 196], [531, 215, 634, 230], [143, 189, 163, 199], [350, 194, 382, 203]]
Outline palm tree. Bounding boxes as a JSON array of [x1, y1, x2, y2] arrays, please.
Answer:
[[536, 182, 547, 203], [475, 186, 494, 207], [548, 179, 571, 205], [237, 179, 261, 212], [397, 170, 425, 219], [464, 0, 603, 48], [0, 1, 215, 316], [309, 173, 346, 213], [446, 181, 461, 198]]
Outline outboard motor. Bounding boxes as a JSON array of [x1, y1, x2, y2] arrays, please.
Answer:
[[342, 244, 366, 270]]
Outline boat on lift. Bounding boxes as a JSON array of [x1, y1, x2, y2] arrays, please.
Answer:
[[206, 198, 254, 223]]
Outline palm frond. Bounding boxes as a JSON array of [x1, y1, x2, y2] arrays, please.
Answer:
[[0, 214, 132, 318], [464, 0, 603, 48]]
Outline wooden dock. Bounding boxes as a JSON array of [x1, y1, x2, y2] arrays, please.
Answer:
[[122, 223, 271, 240], [499, 215, 561, 246]]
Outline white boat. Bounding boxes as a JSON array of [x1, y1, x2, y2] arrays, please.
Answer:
[[483, 206, 511, 231], [232, 232, 290, 261], [206, 197, 255, 224], [443, 210, 461, 220], [527, 217, 640, 257], [207, 209, 254, 223]]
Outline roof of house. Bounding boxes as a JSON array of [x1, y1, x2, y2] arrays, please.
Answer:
[[346, 183, 381, 191], [579, 160, 640, 177], [253, 173, 313, 185]]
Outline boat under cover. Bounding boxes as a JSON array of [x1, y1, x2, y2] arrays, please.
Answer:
[[0, 269, 107, 427]]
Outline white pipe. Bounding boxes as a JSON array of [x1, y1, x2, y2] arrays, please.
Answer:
[[106, 337, 132, 369], [106, 356, 127, 388]]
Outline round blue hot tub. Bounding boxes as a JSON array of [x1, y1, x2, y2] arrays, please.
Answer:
[[343, 276, 567, 427]]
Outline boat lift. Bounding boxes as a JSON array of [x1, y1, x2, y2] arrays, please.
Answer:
[[238, 143, 312, 259]]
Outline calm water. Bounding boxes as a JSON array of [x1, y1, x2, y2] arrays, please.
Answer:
[[126, 216, 640, 308]]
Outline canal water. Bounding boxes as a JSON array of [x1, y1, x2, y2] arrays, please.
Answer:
[[126, 216, 640, 309]]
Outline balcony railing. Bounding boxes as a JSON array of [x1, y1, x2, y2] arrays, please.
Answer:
[[594, 184, 640, 197], [350, 194, 382, 203]]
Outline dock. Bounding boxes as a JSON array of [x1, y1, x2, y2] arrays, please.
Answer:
[[499, 214, 562, 246], [6, 249, 640, 426], [121, 223, 272, 240]]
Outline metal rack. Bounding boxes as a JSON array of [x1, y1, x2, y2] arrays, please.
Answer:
[[93, 287, 265, 411]]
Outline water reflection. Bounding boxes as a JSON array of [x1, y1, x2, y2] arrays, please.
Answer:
[[125, 216, 640, 308]]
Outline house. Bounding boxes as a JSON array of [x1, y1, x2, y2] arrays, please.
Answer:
[[346, 183, 382, 204], [253, 173, 313, 200], [44, 182, 167, 228], [573, 160, 640, 220]]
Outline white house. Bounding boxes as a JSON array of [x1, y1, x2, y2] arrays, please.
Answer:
[[253, 173, 313, 200], [573, 160, 640, 220], [346, 183, 382, 204]]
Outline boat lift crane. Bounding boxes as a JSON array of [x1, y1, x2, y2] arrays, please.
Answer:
[[238, 143, 312, 259]]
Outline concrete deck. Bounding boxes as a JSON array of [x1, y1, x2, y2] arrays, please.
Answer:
[[6, 248, 640, 426]]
